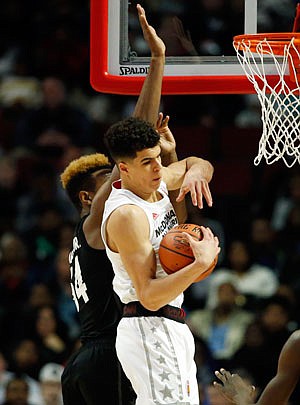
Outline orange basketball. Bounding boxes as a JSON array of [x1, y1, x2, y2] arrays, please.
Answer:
[[158, 223, 218, 283]]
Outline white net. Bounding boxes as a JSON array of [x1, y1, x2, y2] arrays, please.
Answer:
[[233, 36, 300, 167]]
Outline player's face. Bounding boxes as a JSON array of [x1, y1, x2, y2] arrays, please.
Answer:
[[126, 145, 162, 193]]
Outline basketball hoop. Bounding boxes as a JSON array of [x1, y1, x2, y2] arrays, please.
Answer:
[[233, 33, 300, 167]]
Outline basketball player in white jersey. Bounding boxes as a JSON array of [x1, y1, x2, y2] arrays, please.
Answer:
[[101, 117, 220, 405]]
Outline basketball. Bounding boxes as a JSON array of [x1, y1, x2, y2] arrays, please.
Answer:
[[158, 224, 218, 283]]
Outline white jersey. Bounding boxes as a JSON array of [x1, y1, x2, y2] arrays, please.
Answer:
[[101, 179, 183, 308], [102, 180, 199, 404]]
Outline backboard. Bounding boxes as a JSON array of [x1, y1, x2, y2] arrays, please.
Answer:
[[90, 0, 297, 95]]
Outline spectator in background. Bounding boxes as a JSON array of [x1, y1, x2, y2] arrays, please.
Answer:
[[0, 232, 28, 270], [259, 295, 296, 364], [0, 76, 41, 113], [2, 376, 32, 405], [249, 216, 280, 272], [20, 203, 65, 286], [27, 305, 70, 366], [229, 320, 274, 391], [0, 156, 21, 233], [32, 13, 89, 90], [6, 339, 43, 405], [270, 170, 300, 232], [277, 204, 300, 294], [187, 276, 254, 366], [0, 352, 14, 404], [231, 295, 297, 394], [7, 340, 40, 381], [206, 240, 279, 311], [0, 70, 42, 154], [184, 194, 226, 310], [14, 77, 92, 156], [49, 247, 80, 341], [15, 162, 74, 234], [18, 284, 56, 342], [25, 284, 55, 313], [39, 363, 64, 405], [0, 232, 30, 349], [56, 220, 75, 250]]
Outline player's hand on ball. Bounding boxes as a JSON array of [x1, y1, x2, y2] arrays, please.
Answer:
[[183, 226, 220, 271]]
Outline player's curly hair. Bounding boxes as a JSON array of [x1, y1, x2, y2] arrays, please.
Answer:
[[104, 117, 160, 161], [60, 153, 111, 212]]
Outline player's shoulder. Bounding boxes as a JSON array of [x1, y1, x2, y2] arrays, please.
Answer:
[[110, 203, 146, 224]]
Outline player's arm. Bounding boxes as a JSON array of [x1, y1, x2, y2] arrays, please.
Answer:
[[162, 157, 213, 209], [83, 165, 120, 249], [134, 4, 188, 198], [214, 331, 300, 404], [88, 3, 165, 213], [106, 206, 220, 310], [134, 8, 187, 220], [132, 4, 165, 125], [85, 4, 165, 246], [156, 113, 187, 223]]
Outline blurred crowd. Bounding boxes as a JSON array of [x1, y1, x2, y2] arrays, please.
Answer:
[[0, 1, 300, 404]]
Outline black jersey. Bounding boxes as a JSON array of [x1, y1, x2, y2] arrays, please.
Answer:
[[69, 215, 121, 341], [63, 215, 135, 405]]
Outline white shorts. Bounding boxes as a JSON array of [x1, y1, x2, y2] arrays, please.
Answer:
[[116, 316, 199, 405]]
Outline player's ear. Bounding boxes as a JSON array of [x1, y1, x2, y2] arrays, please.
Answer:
[[79, 191, 92, 205], [119, 161, 129, 174]]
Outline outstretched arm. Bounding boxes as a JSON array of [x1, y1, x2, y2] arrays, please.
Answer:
[[134, 10, 187, 219], [86, 4, 166, 246], [133, 4, 165, 124]]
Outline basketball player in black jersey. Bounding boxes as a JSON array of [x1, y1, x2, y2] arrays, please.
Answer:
[[59, 5, 179, 404], [61, 153, 134, 404]]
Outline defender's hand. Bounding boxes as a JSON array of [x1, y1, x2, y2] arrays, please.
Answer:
[[156, 113, 176, 156], [176, 165, 213, 208], [137, 4, 165, 57]]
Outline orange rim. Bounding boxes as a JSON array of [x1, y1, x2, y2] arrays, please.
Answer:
[[233, 32, 300, 55]]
